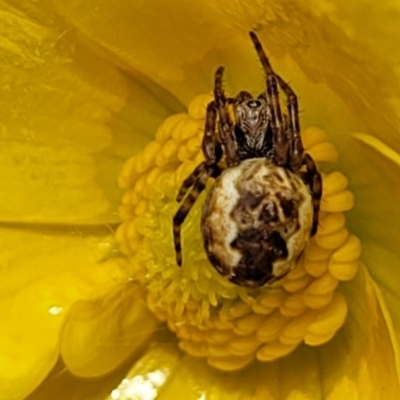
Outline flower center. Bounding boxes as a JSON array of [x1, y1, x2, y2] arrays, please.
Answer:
[[116, 94, 361, 371]]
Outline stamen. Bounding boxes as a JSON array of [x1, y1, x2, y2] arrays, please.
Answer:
[[117, 94, 360, 371]]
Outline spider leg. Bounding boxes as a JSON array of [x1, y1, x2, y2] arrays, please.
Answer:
[[173, 95, 225, 266], [302, 153, 322, 236], [249, 32, 289, 167], [202, 101, 223, 166], [173, 165, 218, 266], [273, 76, 303, 171], [214, 67, 240, 167], [176, 164, 203, 202], [176, 102, 222, 202]]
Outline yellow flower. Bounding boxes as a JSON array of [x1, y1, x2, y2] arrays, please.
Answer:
[[1, 0, 400, 399]]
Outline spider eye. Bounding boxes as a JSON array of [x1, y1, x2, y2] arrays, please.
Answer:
[[246, 100, 262, 108]]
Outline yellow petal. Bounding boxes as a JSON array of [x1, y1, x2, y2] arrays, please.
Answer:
[[338, 134, 400, 343], [48, 0, 249, 104], [104, 344, 181, 400], [3, 0, 400, 398], [26, 358, 149, 400], [0, 1, 181, 224], [44, 0, 400, 153], [0, 225, 127, 400], [322, 267, 400, 399], [60, 282, 160, 378]]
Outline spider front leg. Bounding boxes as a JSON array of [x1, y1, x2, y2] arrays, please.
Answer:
[[173, 102, 223, 267], [249, 32, 289, 167], [214, 67, 240, 167], [302, 153, 323, 236], [250, 32, 304, 171], [274, 76, 304, 171]]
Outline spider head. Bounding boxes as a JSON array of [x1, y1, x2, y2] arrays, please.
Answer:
[[235, 97, 270, 141]]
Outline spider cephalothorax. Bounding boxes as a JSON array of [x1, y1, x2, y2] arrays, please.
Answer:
[[173, 32, 322, 288]]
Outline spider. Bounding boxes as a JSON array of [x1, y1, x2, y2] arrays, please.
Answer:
[[172, 32, 322, 288]]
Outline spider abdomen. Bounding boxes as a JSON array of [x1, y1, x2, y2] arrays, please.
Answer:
[[201, 158, 313, 288]]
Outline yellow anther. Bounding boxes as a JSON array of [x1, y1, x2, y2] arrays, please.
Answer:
[[208, 330, 234, 344], [228, 303, 253, 319], [146, 167, 164, 186], [171, 118, 201, 141], [155, 139, 179, 166], [155, 114, 186, 142], [133, 175, 148, 197], [257, 290, 286, 308], [278, 334, 303, 346], [280, 292, 306, 314], [307, 293, 347, 334], [228, 335, 261, 356], [305, 273, 338, 295], [123, 188, 140, 207], [305, 331, 336, 346], [303, 259, 329, 277], [134, 199, 148, 216], [322, 171, 349, 196], [302, 126, 328, 147], [251, 302, 275, 315], [329, 260, 359, 281], [210, 318, 233, 330], [304, 291, 334, 309], [257, 341, 299, 362], [318, 213, 346, 235], [308, 142, 339, 163], [280, 310, 317, 340], [118, 156, 137, 188], [331, 234, 362, 263], [208, 354, 254, 371], [316, 227, 349, 249], [305, 241, 333, 261], [177, 145, 192, 161], [208, 343, 231, 357], [186, 136, 201, 153], [135, 141, 161, 174], [280, 304, 307, 318], [284, 261, 308, 280], [117, 94, 361, 370], [282, 275, 310, 293], [321, 190, 354, 212], [256, 311, 288, 342], [188, 93, 214, 119], [233, 314, 265, 336]]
